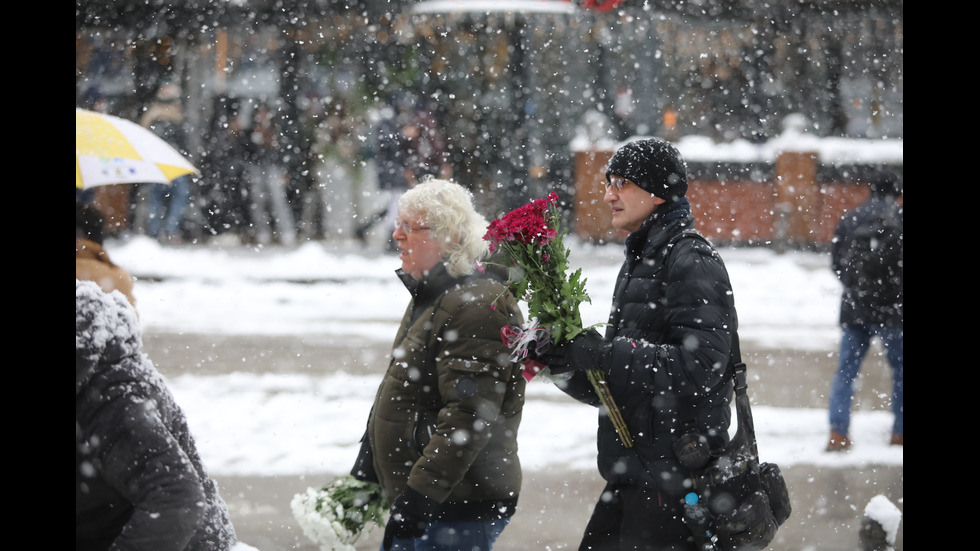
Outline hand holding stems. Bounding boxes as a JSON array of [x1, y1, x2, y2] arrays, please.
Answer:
[[538, 328, 634, 448]]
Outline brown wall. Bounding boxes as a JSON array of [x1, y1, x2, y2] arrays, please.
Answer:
[[573, 150, 882, 247], [688, 179, 871, 246], [573, 150, 622, 242]]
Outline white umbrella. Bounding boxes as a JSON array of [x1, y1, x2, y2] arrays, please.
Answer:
[[75, 107, 199, 189]]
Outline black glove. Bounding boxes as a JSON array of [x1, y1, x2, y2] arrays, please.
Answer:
[[382, 487, 440, 550], [539, 329, 609, 374]]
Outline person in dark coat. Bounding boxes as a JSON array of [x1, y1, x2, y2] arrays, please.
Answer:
[[139, 82, 193, 243], [539, 138, 737, 551], [200, 102, 254, 241], [76, 279, 238, 550], [351, 179, 525, 551], [826, 176, 903, 451], [356, 94, 451, 247]]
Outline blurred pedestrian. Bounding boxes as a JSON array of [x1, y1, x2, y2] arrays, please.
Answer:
[[200, 100, 253, 242], [537, 138, 739, 551], [296, 99, 363, 241], [76, 201, 136, 309], [356, 93, 451, 248], [244, 103, 296, 246], [350, 179, 525, 551], [399, 98, 452, 186], [827, 174, 903, 451], [139, 82, 193, 244], [286, 102, 324, 241], [76, 279, 239, 549]]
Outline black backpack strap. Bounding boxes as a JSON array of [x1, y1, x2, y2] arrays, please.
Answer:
[[729, 332, 760, 459], [730, 331, 747, 394]]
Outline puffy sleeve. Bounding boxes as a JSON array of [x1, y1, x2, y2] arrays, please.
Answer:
[[97, 394, 207, 551]]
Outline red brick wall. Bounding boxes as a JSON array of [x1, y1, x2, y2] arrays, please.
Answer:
[[688, 180, 872, 245], [687, 180, 778, 244]]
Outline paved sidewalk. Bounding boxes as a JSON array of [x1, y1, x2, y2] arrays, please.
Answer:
[[145, 332, 903, 551]]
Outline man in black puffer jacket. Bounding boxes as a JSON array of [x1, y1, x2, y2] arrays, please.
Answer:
[[541, 138, 737, 551]]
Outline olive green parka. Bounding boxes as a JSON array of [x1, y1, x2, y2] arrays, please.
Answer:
[[360, 261, 525, 522]]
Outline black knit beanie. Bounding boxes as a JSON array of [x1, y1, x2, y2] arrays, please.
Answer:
[[605, 138, 688, 202]]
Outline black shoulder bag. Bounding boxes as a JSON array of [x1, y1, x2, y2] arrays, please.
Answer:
[[674, 333, 792, 551], [666, 231, 791, 550]]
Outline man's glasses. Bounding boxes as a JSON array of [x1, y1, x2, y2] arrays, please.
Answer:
[[397, 220, 431, 234], [604, 175, 633, 192]]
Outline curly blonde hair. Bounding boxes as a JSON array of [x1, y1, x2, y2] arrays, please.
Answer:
[[397, 178, 490, 277]]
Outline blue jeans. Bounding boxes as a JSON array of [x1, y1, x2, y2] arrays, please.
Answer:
[[829, 323, 903, 436], [146, 176, 191, 238], [382, 518, 510, 551]]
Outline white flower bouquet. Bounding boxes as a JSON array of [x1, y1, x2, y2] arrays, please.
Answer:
[[291, 475, 389, 551]]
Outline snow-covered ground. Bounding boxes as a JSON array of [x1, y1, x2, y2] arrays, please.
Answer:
[[108, 235, 902, 479]]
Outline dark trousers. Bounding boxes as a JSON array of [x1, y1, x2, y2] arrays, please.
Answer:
[[580, 483, 696, 551]]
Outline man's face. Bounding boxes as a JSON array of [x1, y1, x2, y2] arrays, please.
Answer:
[[393, 212, 443, 280], [603, 175, 666, 233]]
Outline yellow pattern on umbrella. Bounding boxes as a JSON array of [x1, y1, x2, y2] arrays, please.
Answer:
[[76, 108, 199, 189]]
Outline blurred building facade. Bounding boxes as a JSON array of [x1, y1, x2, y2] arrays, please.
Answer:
[[76, 0, 903, 232]]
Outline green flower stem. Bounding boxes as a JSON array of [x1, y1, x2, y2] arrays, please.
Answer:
[[586, 369, 634, 448]]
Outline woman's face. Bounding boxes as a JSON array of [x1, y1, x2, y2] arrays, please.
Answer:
[[393, 211, 442, 280]]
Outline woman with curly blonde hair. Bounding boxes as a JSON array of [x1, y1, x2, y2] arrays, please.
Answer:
[[351, 178, 527, 551], [394, 178, 492, 278]]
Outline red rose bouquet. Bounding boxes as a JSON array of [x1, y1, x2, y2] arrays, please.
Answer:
[[483, 192, 632, 447]]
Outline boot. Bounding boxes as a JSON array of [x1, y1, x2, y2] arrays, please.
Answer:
[[889, 433, 903, 446], [826, 431, 852, 452]]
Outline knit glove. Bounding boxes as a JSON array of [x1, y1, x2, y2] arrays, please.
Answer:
[[539, 329, 610, 374], [382, 487, 440, 550]]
